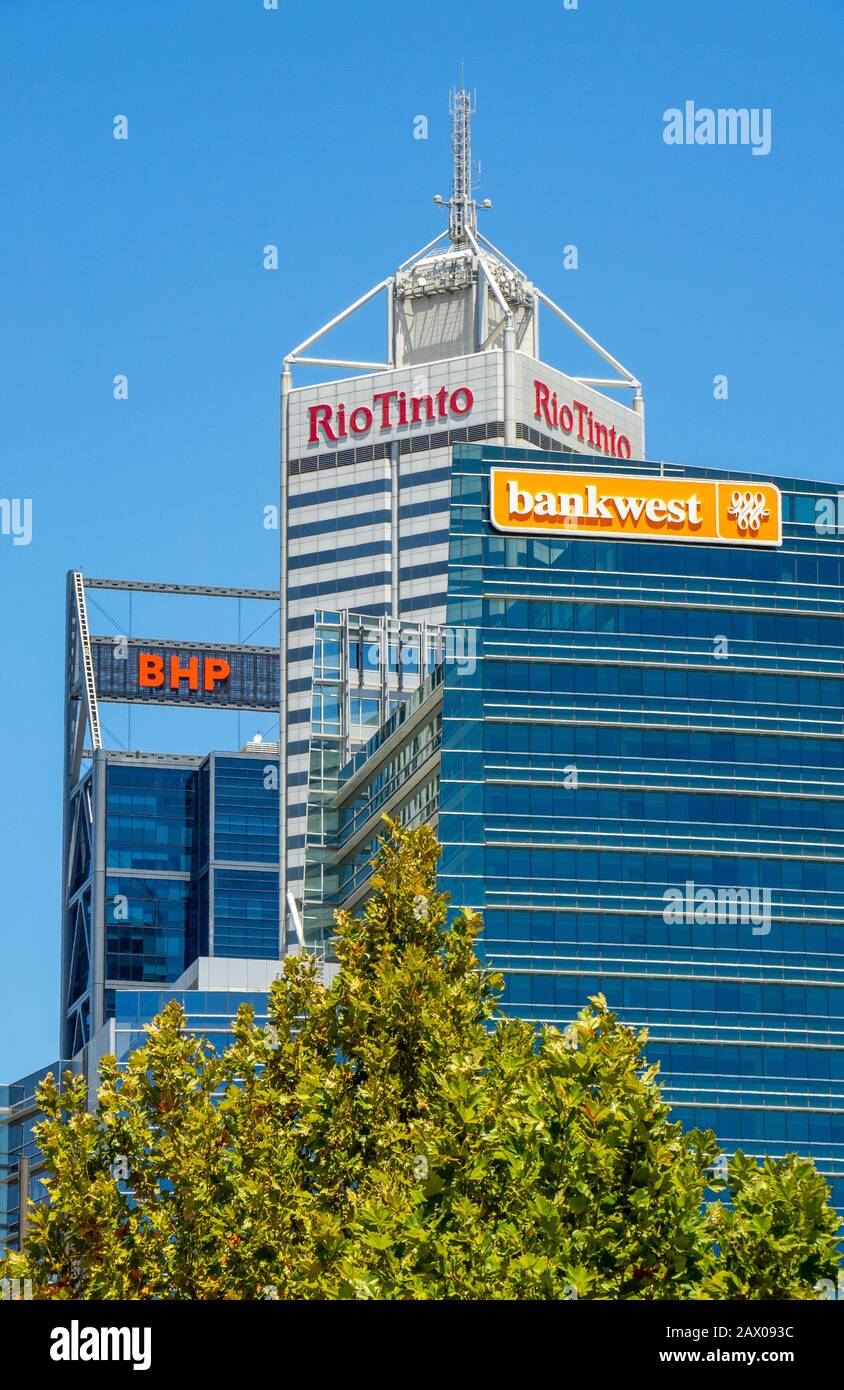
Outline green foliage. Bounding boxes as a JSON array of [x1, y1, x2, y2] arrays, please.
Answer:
[[2, 820, 839, 1299]]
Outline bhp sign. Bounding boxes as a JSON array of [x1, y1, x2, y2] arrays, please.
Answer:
[[138, 653, 231, 691], [490, 468, 782, 546]]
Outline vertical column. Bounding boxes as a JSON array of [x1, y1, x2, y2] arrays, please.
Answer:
[[633, 388, 646, 457], [278, 363, 293, 951], [390, 443, 400, 620], [18, 1155, 30, 1244], [90, 750, 108, 1039], [60, 572, 76, 1056], [503, 321, 516, 446], [208, 754, 216, 957], [475, 258, 485, 350], [341, 612, 352, 768]]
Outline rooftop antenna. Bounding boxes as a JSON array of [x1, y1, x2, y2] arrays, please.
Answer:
[[433, 67, 492, 245]]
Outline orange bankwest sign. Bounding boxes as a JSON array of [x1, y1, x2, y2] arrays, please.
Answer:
[[490, 468, 782, 546]]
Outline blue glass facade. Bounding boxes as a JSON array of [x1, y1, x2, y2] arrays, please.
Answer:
[[302, 611, 455, 942], [213, 757, 280, 866], [443, 445, 844, 1209], [212, 869, 280, 957], [107, 764, 197, 874], [105, 753, 281, 988], [318, 444, 844, 1214], [0, 1062, 73, 1254], [112, 989, 273, 1063], [105, 875, 196, 983], [62, 749, 283, 1053], [4, 749, 283, 1255]]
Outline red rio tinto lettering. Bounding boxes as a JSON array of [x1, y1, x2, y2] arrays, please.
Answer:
[[534, 377, 632, 460], [308, 385, 474, 444]]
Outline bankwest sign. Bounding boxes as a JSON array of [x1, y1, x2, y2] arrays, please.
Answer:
[[490, 468, 782, 546]]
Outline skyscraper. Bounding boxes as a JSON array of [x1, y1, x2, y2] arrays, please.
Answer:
[[278, 81, 645, 933], [3, 83, 841, 1256], [309, 444, 844, 1213]]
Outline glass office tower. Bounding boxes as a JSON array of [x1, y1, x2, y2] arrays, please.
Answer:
[[65, 748, 281, 1053], [0, 1063, 74, 1255], [315, 443, 844, 1213], [3, 749, 282, 1254]]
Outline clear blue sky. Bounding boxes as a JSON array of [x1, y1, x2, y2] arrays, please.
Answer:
[[1, 0, 841, 1078]]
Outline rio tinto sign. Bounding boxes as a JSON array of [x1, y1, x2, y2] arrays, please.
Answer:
[[308, 385, 474, 443], [490, 468, 782, 546], [533, 377, 634, 459]]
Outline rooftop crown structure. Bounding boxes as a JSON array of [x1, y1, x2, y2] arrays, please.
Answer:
[[281, 79, 644, 434], [277, 81, 646, 938]]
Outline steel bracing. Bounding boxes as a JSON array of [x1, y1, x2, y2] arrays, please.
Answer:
[[60, 571, 281, 1054]]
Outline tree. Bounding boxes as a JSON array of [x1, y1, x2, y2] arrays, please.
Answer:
[[2, 820, 840, 1299]]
